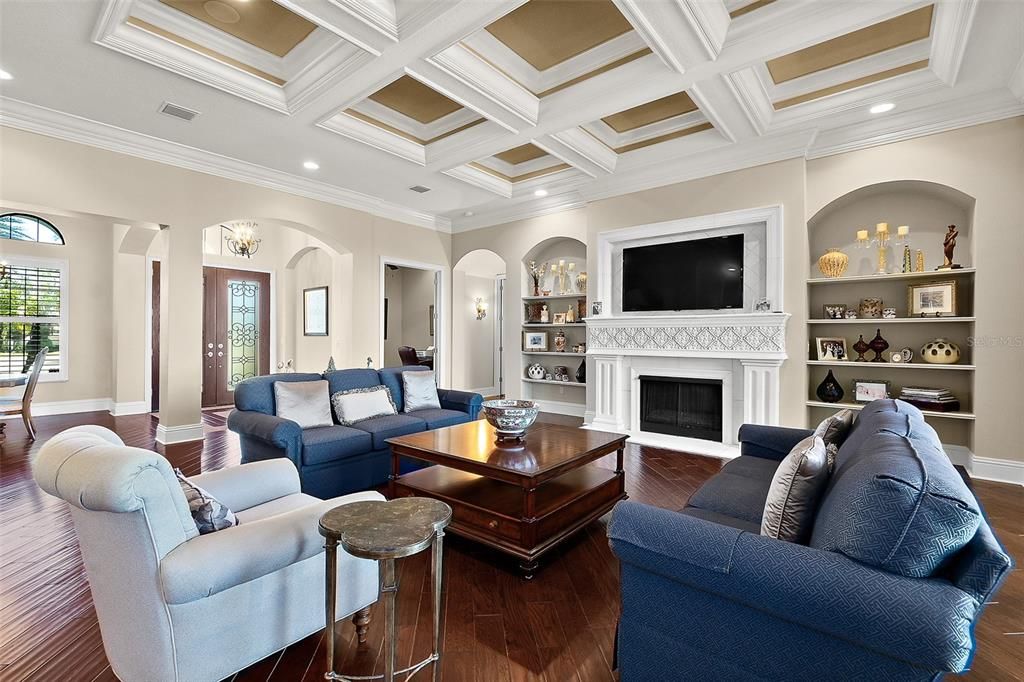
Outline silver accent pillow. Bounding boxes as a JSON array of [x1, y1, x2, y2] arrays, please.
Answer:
[[812, 409, 854, 447], [761, 435, 830, 544], [402, 371, 440, 412], [273, 380, 334, 428], [332, 385, 397, 425], [175, 469, 238, 534]]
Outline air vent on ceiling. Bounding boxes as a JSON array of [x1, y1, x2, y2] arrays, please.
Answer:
[[158, 101, 200, 122], [408, 185, 431, 193]]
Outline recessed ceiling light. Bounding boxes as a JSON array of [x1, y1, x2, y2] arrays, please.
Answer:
[[0, 68, 12, 80], [533, 189, 548, 197], [869, 102, 895, 114], [303, 160, 319, 171], [463, 211, 474, 217]]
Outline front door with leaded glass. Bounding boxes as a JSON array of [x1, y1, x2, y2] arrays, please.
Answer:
[[202, 267, 271, 407]]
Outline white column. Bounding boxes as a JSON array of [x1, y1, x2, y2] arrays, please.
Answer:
[[589, 354, 623, 431], [740, 359, 782, 426]]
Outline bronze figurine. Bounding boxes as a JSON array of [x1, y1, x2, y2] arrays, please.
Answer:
[[938, 224, 962, 270]]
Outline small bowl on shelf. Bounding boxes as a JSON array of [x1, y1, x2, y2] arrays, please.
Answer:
[[481, 399, 540, 441]]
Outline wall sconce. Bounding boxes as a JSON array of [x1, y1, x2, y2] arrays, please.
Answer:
[[475, 298, 487, 320]]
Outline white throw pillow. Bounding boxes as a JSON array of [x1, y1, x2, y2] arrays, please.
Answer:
[[332, 386, 397, 425], [403, 371, 440, 412], [273, 380, 333, 428]]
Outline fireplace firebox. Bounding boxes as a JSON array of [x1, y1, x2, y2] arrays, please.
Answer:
[[639, 376, 724, 442]]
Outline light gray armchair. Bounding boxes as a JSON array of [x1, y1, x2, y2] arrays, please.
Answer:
[[34, 425, 381, 682]]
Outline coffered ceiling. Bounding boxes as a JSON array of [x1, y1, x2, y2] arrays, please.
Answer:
[[0, 0, 1022, 232]]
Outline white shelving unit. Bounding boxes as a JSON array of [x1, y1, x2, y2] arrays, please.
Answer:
[[807, 317, 975, 325], [523, 351, 587, 357], [524, 378, 586, 387], [807, 360, 975, 371], [806, 400, 975, 421]]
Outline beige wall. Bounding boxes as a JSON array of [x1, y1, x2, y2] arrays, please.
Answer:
[[0, 127, 451, 430], [807, 117, 1024, 463], [292, 247, 334, 373], [451, 249, 505, 394], [0, 208, 115, 404]]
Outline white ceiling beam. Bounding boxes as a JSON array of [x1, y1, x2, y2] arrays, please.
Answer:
[[273, 0, 396, 56], [533, 128, 617, 177], [443, 165, 512, 198], [722, 68, 774, 136], [929, 0, 979, 87], [317, 111, 426, 165], [612, 0, 731, 73], [688, 77, 762, 142], [414, 44, 539, 132]]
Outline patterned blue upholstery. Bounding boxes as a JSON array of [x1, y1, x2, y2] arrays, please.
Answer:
[[738, 423, 814, 461], [300, 425, 373, 466], [405, 408, 471, 429], [684, 455, 777, 525], [349, 414, 427, 450], [379, 365, 430, 412], [324, 368, 381, 398], [811, 400, 981, 577], [609, 400, 1012, 679], [233, 373, 322, 414], [228, 368, 483, 498]]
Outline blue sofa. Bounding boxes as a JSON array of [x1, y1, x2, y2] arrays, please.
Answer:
[[609, 399, 1011, 681], [227, 366, 483, 499]]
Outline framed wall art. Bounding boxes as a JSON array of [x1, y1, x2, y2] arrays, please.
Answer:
[[303, 286, 328, 336]]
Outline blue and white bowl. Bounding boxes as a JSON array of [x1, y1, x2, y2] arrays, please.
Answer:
[[481, 399, 539, 439]]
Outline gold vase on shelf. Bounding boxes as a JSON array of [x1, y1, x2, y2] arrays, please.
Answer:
[[817, 248, 849, 278]]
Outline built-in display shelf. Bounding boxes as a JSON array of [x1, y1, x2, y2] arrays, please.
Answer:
[[807, 400, 975, 421], [523, 378, 586, 387], [807, 317, 975, 324], [807, 268, 976, 285], [522, 293, 586, 301], [523, 323, 587, 328], [807, 360, 975, 371], [523, 351, 586, 357]]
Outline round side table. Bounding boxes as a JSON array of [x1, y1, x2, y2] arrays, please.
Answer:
[[319, 497, 452, 682]]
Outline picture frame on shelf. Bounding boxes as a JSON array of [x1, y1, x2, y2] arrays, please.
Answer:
[[823, 303, 847, 319], [523, 331, 548, 351], [552, 312, 567, 324], [854, 379, 891, 402], [815, 336, 848, 361], [908, 280, 957, 317]]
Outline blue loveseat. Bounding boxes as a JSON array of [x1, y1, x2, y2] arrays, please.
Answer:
[[227, 366, 483, 499], [609, 399, 1011, 681]]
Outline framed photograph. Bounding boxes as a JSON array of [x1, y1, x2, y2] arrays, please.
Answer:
[[815, 336, 848, 361], [822, 303, 847, 319], [523, 331, 548, 351], [591, 301, 603, 316], [854, 379, 891, 402], [303, 286, 328, 336], [552, 312, 567, 324], [908, 280, 957, 317]]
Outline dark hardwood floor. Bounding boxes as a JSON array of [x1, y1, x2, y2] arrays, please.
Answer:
[[0, 411, 1021, 681]]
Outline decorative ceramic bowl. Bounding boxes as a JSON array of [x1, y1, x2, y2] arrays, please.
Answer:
[[481, 399, 540, 440], [921, 338, 961, 364]]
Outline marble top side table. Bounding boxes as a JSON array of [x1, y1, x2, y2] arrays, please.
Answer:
[[319, 497, 452, 682]]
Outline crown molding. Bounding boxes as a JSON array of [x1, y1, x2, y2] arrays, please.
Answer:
[[929, 0, 979, 87], [443, 164, 512, 198], [613, 0, 730, 73], [533, 127, 618, 177], [318, 110, 427, 165], [273, 0, 396, 56], [0, 98, 450, 232]]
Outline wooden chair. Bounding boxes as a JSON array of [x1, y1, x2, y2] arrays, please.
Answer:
[[1, 347, 47, 440]]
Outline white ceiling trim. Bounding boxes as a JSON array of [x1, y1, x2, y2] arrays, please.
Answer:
[[317, 110, 426, 164], [0, 98, 449, 232], [533, 127, 618, 177], [349, 98, 480, 141], [1011, 55, 1024, 103], [442, 164, 512, 198], [478, 153, 563, 178], [929, 0, 979, 87], [273, 0, 396, 56], [612, 0, 731, 73]]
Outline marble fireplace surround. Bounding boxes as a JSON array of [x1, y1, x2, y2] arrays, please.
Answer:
[[585, 206, 789, 458]]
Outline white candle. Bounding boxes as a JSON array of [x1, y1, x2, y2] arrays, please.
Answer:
[[857, 229, 869, 240], [876, 222, 888, 233], [897, 225, 909, 237]]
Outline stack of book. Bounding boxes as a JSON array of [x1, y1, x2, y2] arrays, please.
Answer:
[[899, 387, 961, 412]]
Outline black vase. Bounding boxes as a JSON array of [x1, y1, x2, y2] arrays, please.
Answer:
[[815, 369, 844, 403], [575, 360, 586, 383]]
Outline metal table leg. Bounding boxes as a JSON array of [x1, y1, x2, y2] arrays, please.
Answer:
[[382, 558, 398, 682], [324, 537, 339, 679], [431, 529, 444, 681]]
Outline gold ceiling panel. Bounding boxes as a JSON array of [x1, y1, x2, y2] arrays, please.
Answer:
[[773, 60, 929, 110], [729, 0, 776, 19], [345, 110, 484, 145], [766, 5, 934, 84], [601, 91, 698, 133], [612, 122, 714, 154], [494, 143, 548, 165], [485, 0, 633, 71], [367, 76, 465, 124], [471, 161, 571, 183], [159, 0, 317, 57]]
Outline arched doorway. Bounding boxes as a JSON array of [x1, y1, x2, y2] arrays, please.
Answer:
[[452, 250, 506, 396]]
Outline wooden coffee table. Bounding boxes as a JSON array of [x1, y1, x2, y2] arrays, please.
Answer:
[[387, 420, 628, 578]]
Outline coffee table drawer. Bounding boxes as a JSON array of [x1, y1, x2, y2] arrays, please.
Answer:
[[392, 482, 522, 543]]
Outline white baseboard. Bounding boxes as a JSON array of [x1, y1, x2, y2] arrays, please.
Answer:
[[0, 398, 112, 418], [111, 400, 150, 416], [155, 422, 205, 444], [534, 399, 586, 418], [621, 430, 740, 460], [970, 456, 1024, 486]]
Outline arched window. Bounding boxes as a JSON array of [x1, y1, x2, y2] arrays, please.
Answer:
[[0, 213, 65, 244]]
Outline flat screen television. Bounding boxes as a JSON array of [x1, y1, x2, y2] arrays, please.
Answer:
[[622, 234, 744, 312]]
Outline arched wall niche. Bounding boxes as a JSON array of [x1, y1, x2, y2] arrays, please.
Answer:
[[452, 249, 506, 394], [808, 180, 976, 276]]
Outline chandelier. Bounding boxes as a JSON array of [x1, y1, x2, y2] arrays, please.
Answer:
[[223, 221, 261, 258]]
